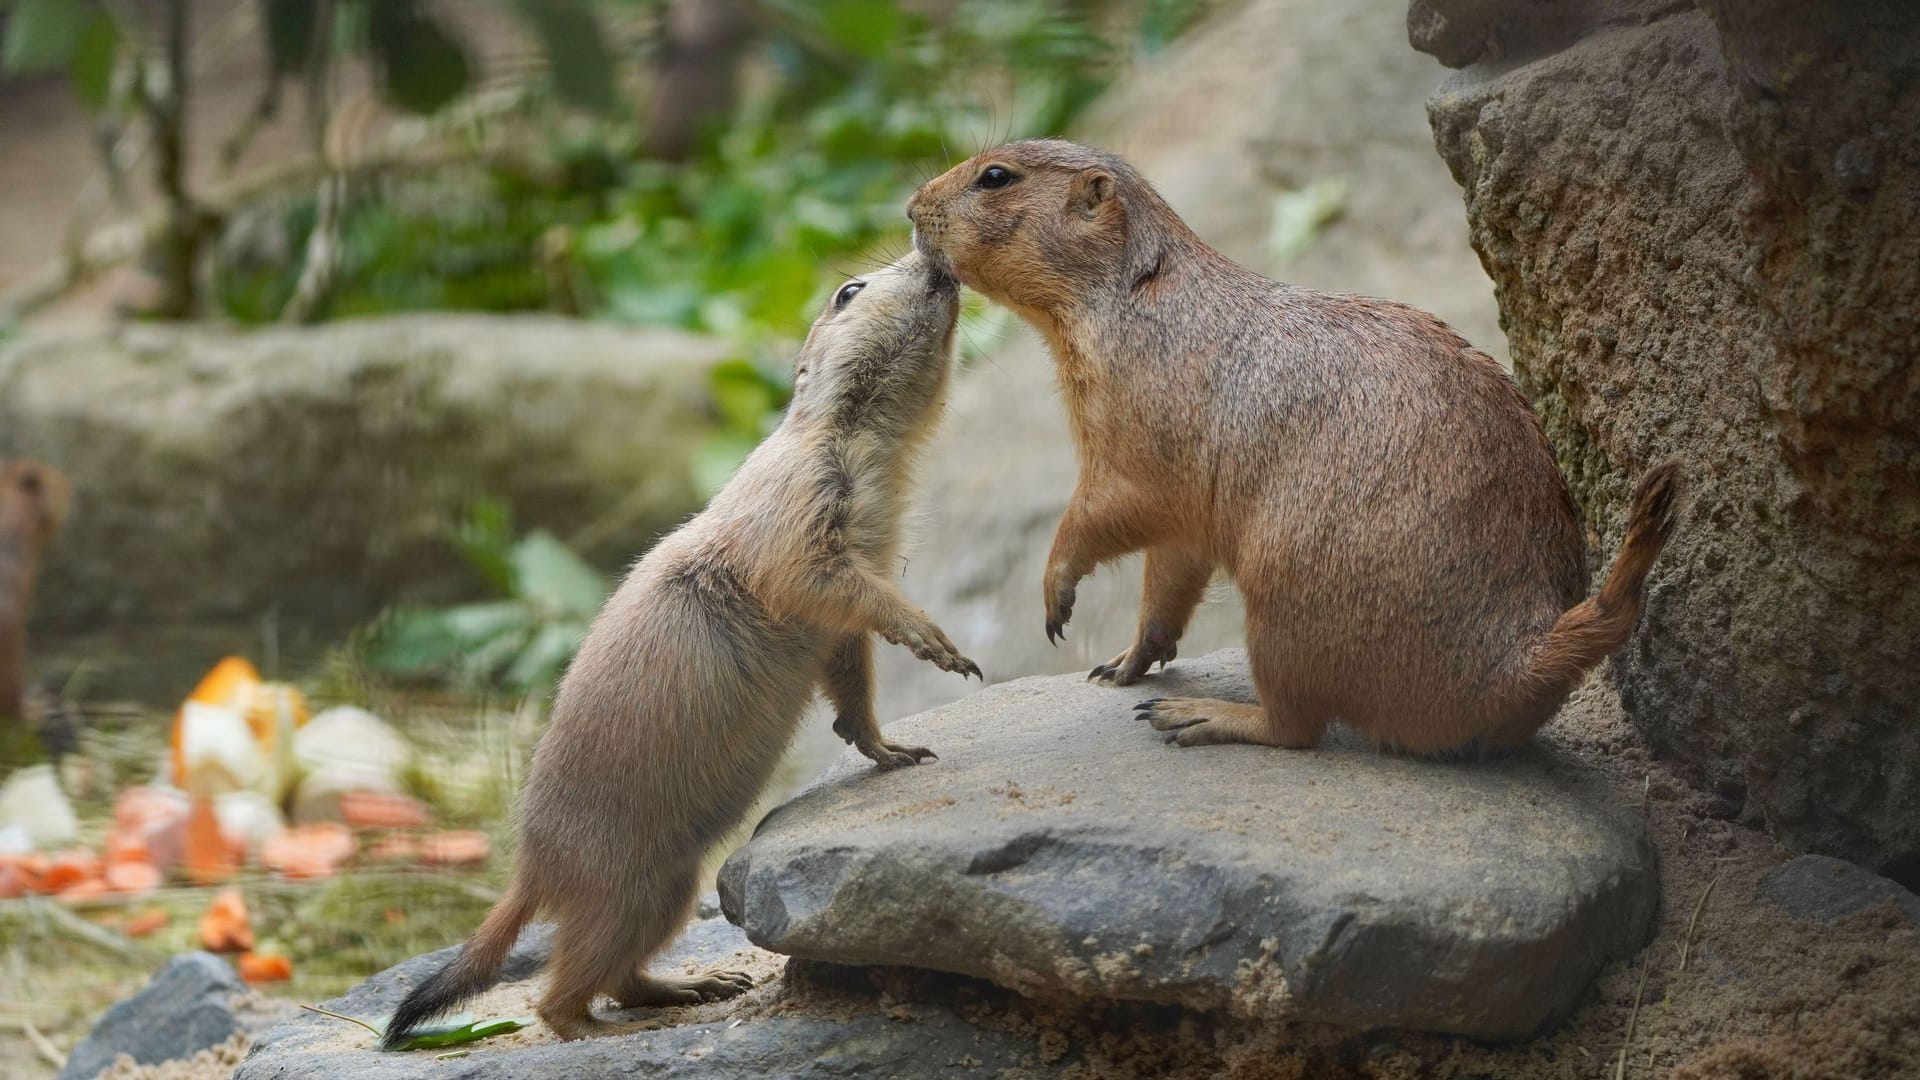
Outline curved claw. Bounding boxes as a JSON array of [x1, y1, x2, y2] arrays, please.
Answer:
[[862, 740, 939, 770], [1133, 699, 1163, 710]]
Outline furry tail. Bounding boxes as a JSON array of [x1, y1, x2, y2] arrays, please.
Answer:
[[380, 879, 537, 1049], [1524, 461, 1683, 696]]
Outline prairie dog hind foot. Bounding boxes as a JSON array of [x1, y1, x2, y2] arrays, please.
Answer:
[[1135, 698, 1321, 749], [612, 968, 755, 1009]]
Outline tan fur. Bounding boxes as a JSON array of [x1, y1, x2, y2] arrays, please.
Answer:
[[0, 460, 72, 729], [908, 139, 1682, 756], [384, 253, 977, 1046]]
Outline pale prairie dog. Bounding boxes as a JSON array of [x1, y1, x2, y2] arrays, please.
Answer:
[[384, 252, 978, 1045], [907, 139, 1680, 756], [0, 459, 72, 731]]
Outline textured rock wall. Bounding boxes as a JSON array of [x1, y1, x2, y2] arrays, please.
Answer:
[[1413, 0, 1920, 876]]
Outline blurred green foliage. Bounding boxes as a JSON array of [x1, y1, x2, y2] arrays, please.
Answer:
[[563, 0, 1117, 340], [214, 1, 1201, 335], [0, 0, 120, 104], [209, 0, 1203, 494], [361, 499, 609, 693]]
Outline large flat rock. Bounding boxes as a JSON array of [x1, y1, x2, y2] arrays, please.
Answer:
[[721, 650, 1657, 1042], [233, 908, 1063, 1079]]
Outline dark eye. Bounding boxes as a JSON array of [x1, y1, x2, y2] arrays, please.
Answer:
[[18, 472, 40, 496], [834, 281, 865, 310], [975, 166, 1015, 190]]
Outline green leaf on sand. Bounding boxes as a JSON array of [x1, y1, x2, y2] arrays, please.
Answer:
[[387, 1013, 537, 1052], [305, 1006, 536, 1052]]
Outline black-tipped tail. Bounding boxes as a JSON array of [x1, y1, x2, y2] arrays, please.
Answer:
[[381, 882, 535, 1049]]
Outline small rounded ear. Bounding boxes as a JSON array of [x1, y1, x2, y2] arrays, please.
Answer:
[[1069, 169, 1115, 220]]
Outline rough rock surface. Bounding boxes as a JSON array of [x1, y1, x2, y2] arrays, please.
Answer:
[[0, 315, 724, 629], [1761, 854, 1920, 929], [722, 650, 1657, 1042], [1414, 0, 1920, 877], [57, 953, 249, 1080], [868, 0, 1503, 729], [233, 910, 1062, 1080]]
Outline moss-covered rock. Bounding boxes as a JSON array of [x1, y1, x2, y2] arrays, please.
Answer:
[[0, 314, 728, 631]]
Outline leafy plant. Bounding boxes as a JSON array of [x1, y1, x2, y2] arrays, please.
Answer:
[[694, 358, 795, 497], [0, 0, 624, 319], [361, 501, 608, 693], [558, 0, 1190, 486], [568, 0, 1134, 345]]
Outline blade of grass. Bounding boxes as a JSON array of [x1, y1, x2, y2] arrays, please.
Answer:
[[300, 1003, 383, 1039], [1678, 872, 1721, 972], [1615, 955, 1652, 1080]]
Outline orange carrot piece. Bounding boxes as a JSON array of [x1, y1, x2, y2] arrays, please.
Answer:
[[367, 835, 420, 862], [237, 952, 293, 983], [57, 878, 110, 903], [260, 823, 356, 880], [124, 909, 171, 938], [416, 830, 491, 866], [198, 887, 255, 952], [105, 859, 164, 896], [0, 854, 48, 897], [184, 797, 238, 884], [38, 851, 101, 894], [339, 791, 432, 829]]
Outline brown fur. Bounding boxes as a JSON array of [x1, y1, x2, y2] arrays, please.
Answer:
[[0, 460, 72, 729], [908, 139, 1682, 756], [383, 253, 977, 1046]]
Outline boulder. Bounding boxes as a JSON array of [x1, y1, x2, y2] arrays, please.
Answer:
[[0, 314, 725, 630], [58, 952, 249, 1080], [1412, 0, 1920, 876], [722, 650, 1657, 1042]]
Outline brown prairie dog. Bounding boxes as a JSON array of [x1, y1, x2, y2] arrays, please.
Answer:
[[907, 139, 1679, 756], [384, 252, 978, 1045], [0, 460, 72, 729]]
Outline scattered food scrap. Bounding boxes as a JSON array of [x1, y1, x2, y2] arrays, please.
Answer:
[[123, 908, 171, 938], [260, 823, 357, 880], [340, 791, 433, 829], [198, 887, 255, 953], [416, 830, 490, 866], [171, 657, 310, 801], [238, 952, 294, 984]]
